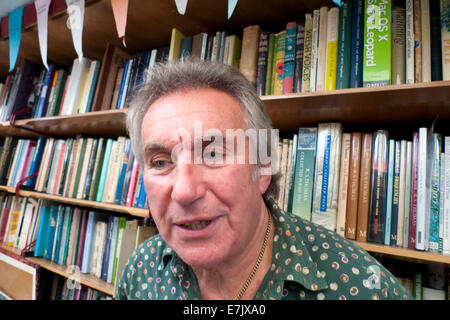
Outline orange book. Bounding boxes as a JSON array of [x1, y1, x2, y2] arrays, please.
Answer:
[[356, 133, 373, 242], [345, 132, 362, 240]]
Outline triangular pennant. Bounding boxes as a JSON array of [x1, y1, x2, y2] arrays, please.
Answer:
[[8, 7, 24, 72], [65, 0, 85, 60], [333, 0, 344, 6], [228, 0, 238, 19], [111, 0, 128, 47], [174, 0, 188, 15], [34, 0, 52, 70]]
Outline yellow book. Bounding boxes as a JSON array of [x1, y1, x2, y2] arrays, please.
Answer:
[[272, 30, 286, 95], [169, 28, 185, 62], [325, 7, 339, 91]]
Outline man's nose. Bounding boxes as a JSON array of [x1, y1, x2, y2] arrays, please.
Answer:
[[171, 162, 206, 207]]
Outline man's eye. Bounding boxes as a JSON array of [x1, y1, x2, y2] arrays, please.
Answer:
[[151, 159, 171, 169]]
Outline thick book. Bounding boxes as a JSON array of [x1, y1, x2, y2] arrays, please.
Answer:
[[291, 128, 317, 221], [368, 130, 389, 244], [264, 33, 275, 95], [336, 133, 351, 237], [430, 0, 443, 81], [350, 0, 364, 88], [240, 25, 261, 86], [256, 30, 269, 96], [301, 14, 313, 93], [345, 132, 362, 240], [312, 123, 343, 231], [325, 7, 339, 91], [356, 133, 373, 242], [282, 22, 297, 93], [363, 0, 392, 87], [336, 0, 352, 89], [415, 127, 428, 250], [293, 22, 305, 93], [441, 0, 450, 80], [316, 6, 328, 92], [272, 31, 286, 95], [390, 140, 401, 246], [168, 28, 185, 61]]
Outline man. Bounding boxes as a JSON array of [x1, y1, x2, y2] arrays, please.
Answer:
[[115, 59, 412, 300]]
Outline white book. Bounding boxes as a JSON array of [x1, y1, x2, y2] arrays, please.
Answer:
[[17, 198, 38, 250], [278, 139, 289, 209], [117, 59, 134, 109], [444, 136, 450, 255], [416, 127, 428, 250], [13, 196, 28, 248], [441, 0, 450, 80], [421, 0, 431, 82], [36, 138, 55, 192], [46, 139, 63, 194], [60, 58, 92, 115], [76, 138, 94, 199], [102, 140, 118, 202], [336, 133, 351, 237], [316, 6, 328, 92], [397, 140, 407, 247], [283, 139, 293, 212], [6, 139, 25, 187], [106, 137, 126, 204], [403, 141, 413, 248], [405, 0, 415, 83], [79, 60, 100, 113], [310, 9, 320, 92]]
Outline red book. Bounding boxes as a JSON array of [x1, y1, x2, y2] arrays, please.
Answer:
[[408, 131, 418, 249]]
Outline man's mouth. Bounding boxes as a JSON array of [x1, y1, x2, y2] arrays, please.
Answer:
[[181, 220, 213, 230]]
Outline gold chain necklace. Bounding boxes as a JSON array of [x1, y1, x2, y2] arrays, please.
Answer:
[[234, 212, 272, 300]]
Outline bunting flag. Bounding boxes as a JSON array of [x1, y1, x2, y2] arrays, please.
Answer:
[[8, 7, 25, 72], [174, 0, 188, 15], [34, 0, 52, 70], [65, 0, 85, 60], [228, 0, 238, 19], [111, 0, 128, 47], [333, 0, 344, 6]]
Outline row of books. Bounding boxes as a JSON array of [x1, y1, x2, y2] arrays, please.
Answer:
[[0, 136, 147, 208], [0, 194, 157, 287], [41, 273, 111, 300], [274, 123, 450, 255]]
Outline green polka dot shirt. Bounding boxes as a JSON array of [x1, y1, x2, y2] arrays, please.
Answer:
[[115, 198, 413, 300]]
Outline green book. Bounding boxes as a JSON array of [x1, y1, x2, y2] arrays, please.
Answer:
[[47, 69, 68, 116], [112, 217, 127, 284], [264, 33, 275, 95], [84, 61, 102, 113], [363, 0, 392, 87], [60, 207, 73, 265], [291, 128, 317, 220], [96, 138, 114, 202], [72, 138, 87, 198], [89, 138, 106, 201], [336, 0, 352, 89]]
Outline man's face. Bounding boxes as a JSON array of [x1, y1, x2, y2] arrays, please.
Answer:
[[140, 88, 269, 268]]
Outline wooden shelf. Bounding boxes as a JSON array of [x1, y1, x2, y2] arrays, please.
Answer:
[[354, 241, 450, 265], [0, 185, 148, 218], [0, 109, 127, 138], [0, 243, 114, 296], [262, 81, 450, 132]]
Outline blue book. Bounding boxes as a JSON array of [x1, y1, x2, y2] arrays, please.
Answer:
[[390, 141, 401, 246], [180, 36, 193, 59], [336, 0, 352, 89], [52, 206, 65, 263], [34, 64, 55, 119], [43, 206, 58, 260], [115, 60, 131, 109], [81, 211, 98, 274], [282, 22, 297, 93], [24, 137, 46, 187], [137, 174, 147, 208], [134, 173, 144, 207], [96, 139, 114, 202], [349, 0, 364, 88], [218, 31, 227, 64], [384, 139, 395, 245], [114, 139, 131, 204], [34, 206, 50, 257], [101, 216, 115, 281]]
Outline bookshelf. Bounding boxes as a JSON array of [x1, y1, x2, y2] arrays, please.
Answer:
[[0, 0, 449, 299]]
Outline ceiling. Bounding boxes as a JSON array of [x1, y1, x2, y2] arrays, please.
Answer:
[[0, 0, 35, 18]]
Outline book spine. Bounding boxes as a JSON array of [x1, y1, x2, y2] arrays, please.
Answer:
[[385, 139, 395, 245], [398, 140, 408, 247], [430, 1, 443, 81], [439, 152, 444, 253], [409, 131, 419, 248], [302, 14, 313, 93], [345, 132, 362, 240], [391, 5, 406, 85], [325, 7, 339, 91], [444, 136, 450, 255], [239, 25, 260, 86], [414, 0, 422, 82], [336, 133, 351, 237], [287, 134, 298, 212], [363, 0, 392, 87], [336, 0, 352, 89], [291, 128, 317, 221], [405, 0, 415, 83], [293, 23, 305, 93], [356, 133, 373, 242], [368, 130, 389, 244], [403, 141, 412, 248], [350, 0, 364, 88], [316, 6, 329, 92], [264, 33, 275, 95], [256, 30, 269, 96], [390, 141, 401, 246], [282, 22, 297, 94], [416, 127, 427, 250], [96, 139, 114, 202], [421, 0, 432, 82], [428, 134, 442, 252], [272, 31, 286, 95], [310, 9, 320, 92], [441, 0, 450, 80]]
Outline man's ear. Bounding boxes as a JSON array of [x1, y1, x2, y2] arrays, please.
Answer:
[[258, 164, 272, 195]]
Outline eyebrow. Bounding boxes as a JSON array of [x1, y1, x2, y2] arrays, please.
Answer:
[[143, 142, 171, 157]]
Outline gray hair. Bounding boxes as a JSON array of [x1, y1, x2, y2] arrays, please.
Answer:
[[126, 58, 279, 199]]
